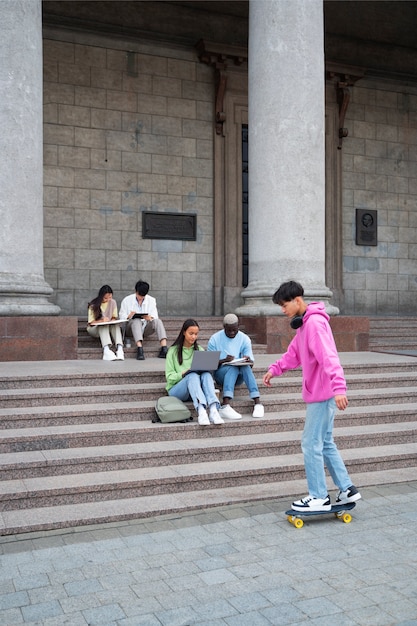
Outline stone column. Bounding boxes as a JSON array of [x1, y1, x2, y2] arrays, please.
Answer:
[[0, 0, 59, 315], [237, 0, 338, 316]]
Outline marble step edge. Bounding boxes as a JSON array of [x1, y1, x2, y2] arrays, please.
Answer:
[[0, 368, 417, 394], [1, 367, 416, 392], [2, 385, 417, 410], [0, 454, 415, 516], [1, 422, 416, 479], [1, 401, 417, 440], [2, 360, 417, 390], [0, 467, 412, 536]]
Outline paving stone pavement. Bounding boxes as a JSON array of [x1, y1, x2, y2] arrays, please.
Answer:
[[0, 482, 416, 626]]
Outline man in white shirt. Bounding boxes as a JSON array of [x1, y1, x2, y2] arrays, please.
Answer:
[[119, 280, 167, 360]]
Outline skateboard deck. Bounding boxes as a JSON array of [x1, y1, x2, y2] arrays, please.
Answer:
[[285, 502, 356, 528]]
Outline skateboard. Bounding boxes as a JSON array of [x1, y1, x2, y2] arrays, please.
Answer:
[[285, 502, 356, 528]]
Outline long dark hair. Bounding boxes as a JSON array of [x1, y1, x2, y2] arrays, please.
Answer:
[[88, 285, 113, 321], [172, 318, 200, 365]]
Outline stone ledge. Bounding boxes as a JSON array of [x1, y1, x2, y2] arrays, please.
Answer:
[[0, 315, 370, 362], [240, 316, 369, 354], [0, 317, 78, 361]]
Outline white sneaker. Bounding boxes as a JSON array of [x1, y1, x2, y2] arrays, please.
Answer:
[[209, 407, 224, 425], [335, 485, 361, 504], [198, 408, 210, 425], [116, 346, 125, 361], [252, 403, 264, 418], [218, 405, 242, 420], [103, 347, 117, 361], [292, 495, 331, 512]]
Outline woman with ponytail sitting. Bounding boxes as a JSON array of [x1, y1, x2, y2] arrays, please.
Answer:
[[87, 285, 124, 361], [165, 318, 223, 425]]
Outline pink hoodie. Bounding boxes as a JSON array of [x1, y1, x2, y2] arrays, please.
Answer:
[[268, 302, 347, 403]]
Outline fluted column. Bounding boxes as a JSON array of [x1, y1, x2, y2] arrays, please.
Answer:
[[237, 0, 338, 316], [0, 0, 59, 315]]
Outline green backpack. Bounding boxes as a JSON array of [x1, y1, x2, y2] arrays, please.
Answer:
[[153, 396, 193, 423]]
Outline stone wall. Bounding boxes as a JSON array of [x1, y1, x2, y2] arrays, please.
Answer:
[[43, 31, 215, 317], [42, 30, 417, 320], [342, 78, 417, 315]]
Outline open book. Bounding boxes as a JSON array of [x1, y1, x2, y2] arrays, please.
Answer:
[[89, 318, 128, 326], [226, 357, 251, 366]]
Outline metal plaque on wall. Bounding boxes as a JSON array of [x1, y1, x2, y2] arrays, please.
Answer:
[[142, 212, 197, 240], [356, 209, 377, 246]]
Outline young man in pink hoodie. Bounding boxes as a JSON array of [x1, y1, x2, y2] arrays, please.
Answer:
[[263, 281, 361, 512]]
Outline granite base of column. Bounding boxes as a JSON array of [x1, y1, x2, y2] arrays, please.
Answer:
[[0, 317, 78, 361], [236, 284, 340, 317], [240, 316, 369, 354]]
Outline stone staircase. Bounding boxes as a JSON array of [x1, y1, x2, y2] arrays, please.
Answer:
[[78, 315, 417, 358], [369, 316, 417, 353], [78, 316, 266, 359], [0, 352, 416, 536]]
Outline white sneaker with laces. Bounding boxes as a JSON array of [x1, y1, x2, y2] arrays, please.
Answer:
[[116, 345, 125, 360], [209, 407, 224, 424], [252, 403, 264, 418], [218, 405, 242, 420], [335, 485, 361, 504], [103, 346, 117, 361], [198, 407, 210, 425], [292, 495, 331, 512]]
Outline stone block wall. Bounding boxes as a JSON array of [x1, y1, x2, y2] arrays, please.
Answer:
[[43, 32, 214, 317], [342, 78, 417, 315]]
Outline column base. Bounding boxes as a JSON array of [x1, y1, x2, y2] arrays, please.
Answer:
[[0, 273, 61, 316], [236, 283, 340, 316]]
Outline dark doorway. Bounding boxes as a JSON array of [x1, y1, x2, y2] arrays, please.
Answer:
[[242, 124, 249, 287]]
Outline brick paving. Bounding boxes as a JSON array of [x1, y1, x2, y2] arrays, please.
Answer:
[[1, 482, 416, 625]]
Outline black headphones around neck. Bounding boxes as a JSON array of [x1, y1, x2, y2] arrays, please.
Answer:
[[290, 312, 306, 330]]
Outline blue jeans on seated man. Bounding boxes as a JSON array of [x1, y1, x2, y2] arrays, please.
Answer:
[[214, 364, 260, 400], [168, 372, 219, 411]]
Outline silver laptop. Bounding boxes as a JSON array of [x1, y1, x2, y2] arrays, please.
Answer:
[[189, 350, 220, 372]]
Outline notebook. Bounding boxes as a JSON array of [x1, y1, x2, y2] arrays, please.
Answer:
[[226, 357, 250, 366], [189, 350, 221, 372]]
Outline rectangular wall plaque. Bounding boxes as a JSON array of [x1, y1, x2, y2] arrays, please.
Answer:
[[356, 209, 377, 246], [142, 212, 197, 240]]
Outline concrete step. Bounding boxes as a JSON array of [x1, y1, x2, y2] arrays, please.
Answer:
[[369, 317, 417, 327], [77, 343, 269, 359], [2, 380, 417, 411], [368, 317, 417, 351], [1, 443, 415, 513], [1, 400, 417, 431], [3, 366, 417, 392], [1, 402, 417, 448], [3, 355, 417, 390], [0, 467, 411, 536], [1, 421, 416, 480]]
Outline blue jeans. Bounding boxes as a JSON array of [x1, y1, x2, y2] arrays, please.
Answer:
[[168, 372, 219, 411], [302, 398, 352, 499], [213, 365, 260, 399]]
